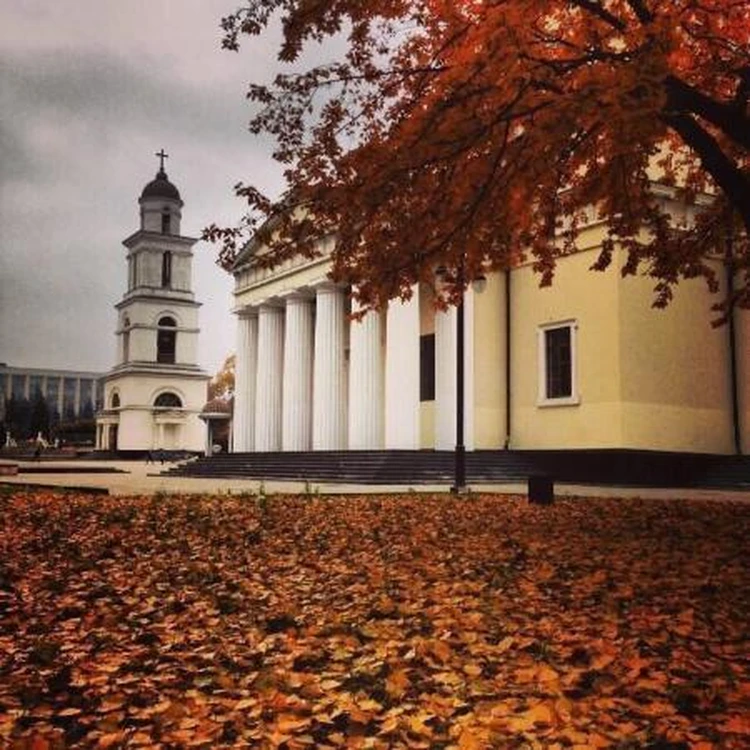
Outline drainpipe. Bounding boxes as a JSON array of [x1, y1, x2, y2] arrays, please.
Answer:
[[726, 220, 742, 455], [505, 269, 512, 449]]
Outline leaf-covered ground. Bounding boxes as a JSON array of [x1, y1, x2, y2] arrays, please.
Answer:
[[1, 490, 749, 749]]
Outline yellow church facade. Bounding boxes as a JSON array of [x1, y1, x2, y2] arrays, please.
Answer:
[[231, 211, 749, 458]]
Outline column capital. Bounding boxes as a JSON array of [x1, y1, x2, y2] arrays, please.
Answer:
[[314, 281, 345, 295], [257, 300, 285, 313], [236, 306, 257, 320], [282, 289, 315, 304]]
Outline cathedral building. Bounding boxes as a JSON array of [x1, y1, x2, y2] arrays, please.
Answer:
[[229, 192, 749, 458], [95, 154, 209, 453]]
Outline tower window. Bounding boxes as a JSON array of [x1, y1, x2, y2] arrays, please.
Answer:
[[161, 251, 172, 288], [111, 393, 120, 409], [154, 392, 182, 408], [157, 316, 177, 364], [161, 210, 171, 234]]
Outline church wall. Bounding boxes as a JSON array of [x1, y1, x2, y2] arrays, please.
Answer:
[[172, 254, 192, 292], [617, 254, 734, 453], [473, 272, 506, 449], [735, 308, 750, 454], [510, 247, 624, 449]]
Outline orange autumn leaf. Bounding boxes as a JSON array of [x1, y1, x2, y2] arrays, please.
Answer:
[[385, 668, 411, 699], [722, 715, 750, 735]]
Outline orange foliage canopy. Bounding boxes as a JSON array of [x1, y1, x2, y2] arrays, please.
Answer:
[[208, 0, 750, 310], [208, 354, 236, 402]]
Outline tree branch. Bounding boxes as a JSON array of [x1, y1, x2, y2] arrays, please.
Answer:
[[662, 111, 750, 236], [665, 75, 750, 151], [626, 0, 654, 24]]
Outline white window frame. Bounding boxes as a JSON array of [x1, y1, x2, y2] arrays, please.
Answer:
[[537, 320, 580, 407]]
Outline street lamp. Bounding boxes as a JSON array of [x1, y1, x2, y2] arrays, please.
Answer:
[[439, 257, 485, 495], [453, 254, 467, 494]]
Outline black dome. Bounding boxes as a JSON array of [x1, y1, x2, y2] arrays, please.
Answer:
[[140, 168, 181, 201]]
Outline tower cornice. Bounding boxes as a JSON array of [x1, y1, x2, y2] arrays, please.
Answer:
[[123, 229, 198, 248]]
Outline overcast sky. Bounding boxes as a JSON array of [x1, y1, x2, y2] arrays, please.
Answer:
[[0, 0, 289, 375]]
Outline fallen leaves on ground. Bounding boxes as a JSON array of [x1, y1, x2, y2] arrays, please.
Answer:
[[1, 489, 749, 748]]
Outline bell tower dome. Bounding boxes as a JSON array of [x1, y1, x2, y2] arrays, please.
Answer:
[[139, 149, 183, 235]]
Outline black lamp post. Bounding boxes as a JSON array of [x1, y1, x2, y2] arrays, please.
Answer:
[[451, 255, 467, 495]]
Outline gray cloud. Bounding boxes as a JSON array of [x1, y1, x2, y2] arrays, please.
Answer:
[[0, 14, 286, 374]]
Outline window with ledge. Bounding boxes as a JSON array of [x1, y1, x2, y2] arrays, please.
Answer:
[[161, 210, 171, 235], [420, 334, 435, 402], [111, 392, 120, 409], [538, 321, 579, 406], [157, 316, 177, 364]]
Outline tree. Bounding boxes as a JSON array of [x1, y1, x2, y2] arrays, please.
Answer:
[[207, 0, 749, 311], [30, 391, 50, 439], [208, 354, 236, 401]]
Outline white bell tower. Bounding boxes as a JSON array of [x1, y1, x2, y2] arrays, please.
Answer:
[[96, 151, 209, 453]]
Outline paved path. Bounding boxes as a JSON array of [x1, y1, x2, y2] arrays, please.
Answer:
[[2, 459, 750, 502]]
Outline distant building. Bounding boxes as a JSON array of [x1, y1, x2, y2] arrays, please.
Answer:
[[0, 363, 105, 441], [95, 153, 209, 453], [0, 363, 105, 421]]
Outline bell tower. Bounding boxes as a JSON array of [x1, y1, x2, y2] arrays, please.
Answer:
[[95, 151, 209, 454]]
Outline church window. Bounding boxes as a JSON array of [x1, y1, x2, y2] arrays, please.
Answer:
[[154, 392, 182, 408], [538, 321, 579, 405], [111, 393, 120, 409], [130, 255, 138, 289], [420, 334, 435, 402], [157, 316, 177, 364], [161, 210, 171, 234], [161, 251, 172, 288], [123, 317, 130, 363]]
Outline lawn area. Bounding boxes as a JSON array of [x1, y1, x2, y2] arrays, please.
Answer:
[[1, 489, 749, 749]]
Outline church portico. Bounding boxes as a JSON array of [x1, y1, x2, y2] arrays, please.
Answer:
[[231, 276, 435, 454]]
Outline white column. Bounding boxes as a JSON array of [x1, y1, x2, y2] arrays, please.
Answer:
[[434, 289, 475, 451], [254, 304, 284, 451], [348, 303, 384, 449], [313, 283, 348, 450], [233, 311, 258, 452], [384, 286, 420, 448], [435, 306, 457, 450], [282, 293, 314, 450]]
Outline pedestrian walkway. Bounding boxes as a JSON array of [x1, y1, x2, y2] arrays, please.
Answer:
[[2, 459, 750, 502]]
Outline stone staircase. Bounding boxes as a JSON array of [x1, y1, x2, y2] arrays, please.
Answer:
[[163, 449, 750, 489]]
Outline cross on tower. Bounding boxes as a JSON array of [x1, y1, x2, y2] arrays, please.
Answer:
[[155, 149, 169, 172]]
